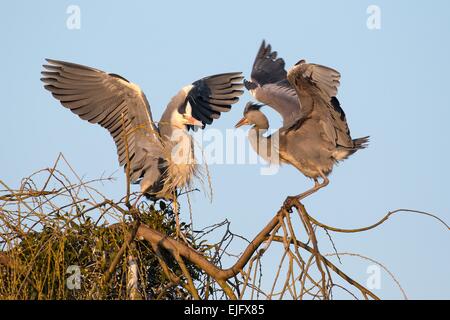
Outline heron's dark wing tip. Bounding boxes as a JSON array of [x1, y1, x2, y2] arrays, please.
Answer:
[[188, 72, 245, 128], [251, 40, 287, 86]]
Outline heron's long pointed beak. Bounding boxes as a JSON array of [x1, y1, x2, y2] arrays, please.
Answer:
[[234, 117, 249, 128]]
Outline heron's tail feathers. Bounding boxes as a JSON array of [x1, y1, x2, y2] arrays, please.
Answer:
[[352, 136, 370, 150], [333, 136, 369, 161]]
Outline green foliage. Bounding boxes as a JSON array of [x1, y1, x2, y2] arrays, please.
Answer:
[[0, 201, 208, 300]]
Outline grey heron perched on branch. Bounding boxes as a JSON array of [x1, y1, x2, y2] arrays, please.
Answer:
[[236, 41, 369, 202], [41, 59, 244, 200]]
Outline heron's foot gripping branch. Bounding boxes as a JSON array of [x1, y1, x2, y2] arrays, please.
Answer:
[[283, 196, 297, 212]]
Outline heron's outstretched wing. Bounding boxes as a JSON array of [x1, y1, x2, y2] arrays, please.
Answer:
[[288, 62, 341, 101], [41, 59, 164, 190], [251, 40, 287, 85], [249, 41, 302, 129], [287, 61, 353, 148], [187, 72, 244, 128]]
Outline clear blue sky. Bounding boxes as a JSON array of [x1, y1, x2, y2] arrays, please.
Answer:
[[1, 1, 449, 299]]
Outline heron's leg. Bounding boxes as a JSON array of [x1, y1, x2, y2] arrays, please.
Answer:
[[284, 172, 330, 208], [290, 182, 320, 202], [297, 173, 329, 200]]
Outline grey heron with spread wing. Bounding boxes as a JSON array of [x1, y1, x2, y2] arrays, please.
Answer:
[[42, 59, 243, 200], [236, 41, 368, 202]]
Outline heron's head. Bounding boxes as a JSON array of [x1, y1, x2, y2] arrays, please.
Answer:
[[235, 102, 269, 130], [176, 100, 203, 128], [181, 113, 203, 127]]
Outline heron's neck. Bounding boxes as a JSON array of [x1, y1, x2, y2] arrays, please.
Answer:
[[160, 125, 195, 165], [158, 92, 195, 174], [249, 126, 276, 163], [159, 89, 188, 140], [161, 127, 196, 191], [156, 88, 197, 192], [159, 129, 197, 195], [159, 121, 187, 144]]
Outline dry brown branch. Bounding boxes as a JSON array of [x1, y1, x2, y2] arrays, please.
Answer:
[[306, 208, 450, 233], [324, 252, 408, 300], [1, 155, 448, 300]]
